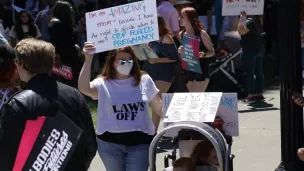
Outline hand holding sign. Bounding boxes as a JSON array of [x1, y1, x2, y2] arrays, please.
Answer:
[[86, 0, 159, 53]]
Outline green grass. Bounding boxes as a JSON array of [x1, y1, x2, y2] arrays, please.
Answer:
[[88, 101, 97, 125], [88, 101, 153, 126]]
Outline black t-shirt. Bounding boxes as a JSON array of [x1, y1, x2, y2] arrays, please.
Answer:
[[240, 17, 264, 55]]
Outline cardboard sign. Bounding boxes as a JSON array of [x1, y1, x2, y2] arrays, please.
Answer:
[[131, 44, 158, 61], [162, 93, 239, 136], [163, 93, 222, 123], [222, 0, 265, 16], [52, 64, 73, 80], [86, 0, 159, 53], [23, 113, 83, 171], [199, 15, 217, 35], [216, 93, 239, 136], [180, 36, 202, 74]]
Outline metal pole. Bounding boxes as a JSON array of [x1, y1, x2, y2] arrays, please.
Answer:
[[275, 0, 304, 170]]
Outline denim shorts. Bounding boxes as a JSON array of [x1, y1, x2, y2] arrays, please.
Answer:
[[97, 138, 149, 171]]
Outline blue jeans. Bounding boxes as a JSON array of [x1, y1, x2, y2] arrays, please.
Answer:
[[242, 49, 264, 95], [97, 138, 149, 171]]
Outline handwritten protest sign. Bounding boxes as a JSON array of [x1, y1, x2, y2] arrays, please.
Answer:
[[222, 0, 265, 16], [86, 0, 159, 53], [163, 93, 239, 136], [163, 93, 222, 123], [131, 44, 158, 61], [180, 36, 201, 74], [216, 93, 239, 136]]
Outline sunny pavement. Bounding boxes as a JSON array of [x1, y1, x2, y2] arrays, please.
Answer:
[[89, 88, 282, 171]]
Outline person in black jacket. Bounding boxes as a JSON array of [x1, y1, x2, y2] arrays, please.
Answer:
[[0, 38, 97, 171]]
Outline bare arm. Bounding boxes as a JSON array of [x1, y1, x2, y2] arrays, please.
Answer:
[[200, 30, 215, 58], [150, 94, 163, 130], [238, 23, 249, 35], [238, 12, 249, 35], [78, 42, 98, 99]]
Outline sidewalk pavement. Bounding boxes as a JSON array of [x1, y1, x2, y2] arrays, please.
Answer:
[[89, 89, 282, 171]]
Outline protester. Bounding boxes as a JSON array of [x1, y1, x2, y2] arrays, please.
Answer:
[[49, 1, 79, 87], [0, 45, 18, 109], [238, 11, 265, 102], [34, 0, 57, 41], [158, 0, 181, 46], [143, 15, 179, 128], [178, 7, 214, 92], [0, 38, 97, 170], [10, 10, 41, 47], [173, 157, 195, 171], [190, 140, 219, 170], [78, 42, 162, 171]]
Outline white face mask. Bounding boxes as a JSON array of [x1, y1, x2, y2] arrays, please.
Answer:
[[116, 61, 133, 76]]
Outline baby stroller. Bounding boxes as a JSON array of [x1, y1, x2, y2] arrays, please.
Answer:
[[208, 32, 244, 94], [149, 121, 235, 171]]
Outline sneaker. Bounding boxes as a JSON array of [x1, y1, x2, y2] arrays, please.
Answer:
[[255, 95, 265, 101], [242, 96, 255, 103]]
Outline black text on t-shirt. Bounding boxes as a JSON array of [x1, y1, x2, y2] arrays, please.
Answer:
[[112, 102, 146, 121]]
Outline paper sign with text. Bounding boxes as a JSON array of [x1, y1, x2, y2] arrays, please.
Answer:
[[52, 64, 73, 80], [222, 0, 265, 16], [163, 93, 222, 123], [180, 36, 201, 74], [162, 93, 239, 136], [131, 44, 158, 61], [86, 0, 159, 53]]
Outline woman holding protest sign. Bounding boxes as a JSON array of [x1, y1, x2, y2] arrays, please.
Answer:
[[178, 7, 215, 92], [78, 42, 162, 171]]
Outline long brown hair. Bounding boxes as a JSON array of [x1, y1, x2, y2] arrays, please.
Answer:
[[158, 15, 172, 37], [100, 47, 142, 86], [173, 157, 195, 171], [190, 140, 215, 164], [181, 7, 203, 36]]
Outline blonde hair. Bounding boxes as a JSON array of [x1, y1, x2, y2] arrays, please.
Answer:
[[15, 38, 55, 74]]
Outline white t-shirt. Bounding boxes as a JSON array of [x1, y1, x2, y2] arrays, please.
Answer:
[[10, 25, 41, 42], [92, 74, 159, 136]]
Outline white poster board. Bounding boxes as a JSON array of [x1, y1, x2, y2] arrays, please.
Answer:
[[222, 0, 265, 16], [163, 93, 222, 123], [162, 93, 239, 137], [86, 0, 159, 53], [199, 16, 217, 35]]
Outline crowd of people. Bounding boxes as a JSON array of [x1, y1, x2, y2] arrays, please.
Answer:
[[0, 0, 303, 171]]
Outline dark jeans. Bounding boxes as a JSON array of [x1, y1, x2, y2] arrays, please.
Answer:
[[242, 49, 265, 95]]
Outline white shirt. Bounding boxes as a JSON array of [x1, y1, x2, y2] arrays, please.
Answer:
[[92, 74, 159, 136]]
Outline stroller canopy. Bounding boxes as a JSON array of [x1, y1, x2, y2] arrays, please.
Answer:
[[149, 122, 229, 171]]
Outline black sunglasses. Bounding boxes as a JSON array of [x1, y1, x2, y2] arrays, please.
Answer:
[[117, 59, 134, 65]]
